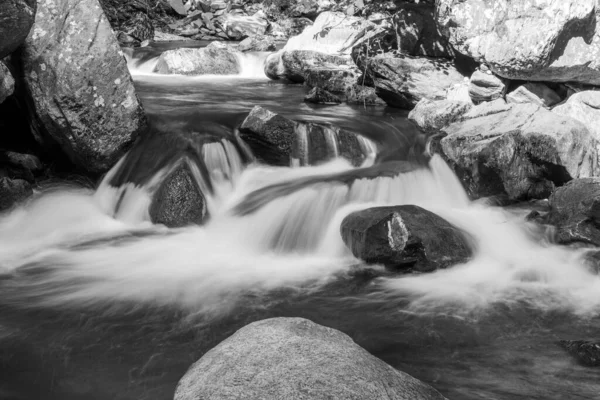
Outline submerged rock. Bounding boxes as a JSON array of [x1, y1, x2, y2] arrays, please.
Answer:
[[365, 54, 465, 109], [341, 205, 472, 272], [438, 101, 599, 201], [0, 177, 32, 211], [547, 178, 600, 246], [437, 0, 600, 85], [174, 317, 447, 400], [408, 99, 472, 135], [506, 83, 562, 108], [0, 0, 36, 59], [468, 70, 506, 104], [0, 63, 15, 105], [155, 42, 240, 75], [21, 0, 147, 174], [149, 163, 208, 227], [558, 340, 600, 367]]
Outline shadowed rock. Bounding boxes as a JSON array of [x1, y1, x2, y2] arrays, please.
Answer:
[[0, 177, 32, 211], [0, 0, 36, 59], [0, 63, 15, 105], [558, 340, 600, 367], [174, 318, 448, 400]]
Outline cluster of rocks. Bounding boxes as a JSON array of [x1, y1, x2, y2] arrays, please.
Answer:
[[0, 0, 147, 211]]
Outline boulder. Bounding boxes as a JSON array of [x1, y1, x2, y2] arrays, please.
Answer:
[[547, 178, 600, 246], [506, 83, 562, 108], [395, 2, 452, 58], [553, 91, 600, 137], [468, 70, 506, 103], [408, 99, 472, 135], [238, 106, 296, 166], [439, 101, 599, 200], [284, 11, 373, 55], [0, 177, 32, 211], [0, 63, 15, 105], [238, 35, 276, 52], [154, 42, 240, 75], [0, 151, 43, 182], [304, 87, 341, 105], [341, 205, 472, 272], [304, 66, 359, 94], [119, 11, 154, 47], [558, 340, 600, 367], [345, 85, 386, 106], [267, 50, 353, 83], [437, 0, 600, 85], [149, 163, 208, 227], [0, 0, 37, 59], [365, 54, 465, 109], [174, 318, 447, 400], [22, 0, 147, 174], [222, 14, 268, 40]]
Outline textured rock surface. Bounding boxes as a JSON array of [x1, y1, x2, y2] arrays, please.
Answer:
[[155, 42, 240, 75], [439, 101, 599, 200], [341, 205, 472, 272], [0, 178, 32, 211], [238, 35, 276, 52], [553, 91, 600, 137], [0, 63, 15, 105], [468, 70, 506, 103], [222, 13, 268, 40], [304, 66, 359, 94], [304, 87, 341, 105], [266, 50, 353, 83], [149, 163, 207, 227], [119, 12, 154, 46], [408, 99, 472, 134], [22, 0, 147, 174], [548, 178, 600, 246], [395, 2, 452, 58], [174, 318, 447, 400], [0, 0, 37, 59], [558, 340, 600, 367], [239, 106, 296, 166], [506, 83, 562, 108], [437, 0, 600, 84], [365, 55, 465, 109]]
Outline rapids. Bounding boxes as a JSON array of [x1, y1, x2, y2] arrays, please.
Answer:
[[0, 42, 599, 400]]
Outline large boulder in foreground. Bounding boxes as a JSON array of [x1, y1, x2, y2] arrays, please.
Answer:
[[547, 178, 600, 246], [341, 205, 472, 272], [438, 101, 599, 201], [436, 0, 600, 85], [22, 0, 147, 174], [365, 54, 465, 109], [155, 42, 240, 75], [149, 163, 208, 227], [0, 0, 36, 59], [174, 318, 447, 400]]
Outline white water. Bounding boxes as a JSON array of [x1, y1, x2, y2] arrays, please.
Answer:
[[2, 151, 600, 317]]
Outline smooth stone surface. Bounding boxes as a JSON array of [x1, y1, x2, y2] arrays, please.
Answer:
[[341, 205, 472, 272], [408, 99, 472, 134], [553, 91, 600, 137], [174, 317, 448, 400], [149, 163, 208, 227], [439, 101, 599, 200], [22, 0, 147, 174], [506, 83, 562, 108], [155, 42, 240, 75], [468, 70, 506, 103], [0, 0, 37, 59]]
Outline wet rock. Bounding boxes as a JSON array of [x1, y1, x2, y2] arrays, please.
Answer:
[[345, 85, 386, 106], [437, 0, 600, 85], [365, 54, 465, 109], [119, 12, 154, 47], [395, 2, 452, 58], [238, 35, 276, 52], [547, 178, 600, 246], [0, 63, 15, 105], [154, 30, 193, 42], [238, 106, 296, 166], [438, 101, 599, 201], [558, 340, 600, 367], [267, 50, 353, 83], [174, 317, 447, 400], [305, 66, 359, 95], [553, 91, 600, 137], [155, 42, 240, 75], [408, 99, 472, 135], [284, 11, 373, 55], [0, 177, 32, 211], [0, 0, 37, 59], [304, 87, 341, 105], [507, 83, 562, 108], [341, 205, 472, 272], [222, 13, 268, 40], [468, 70, 506, 104], [22, 0, 147, 174], [149, 163, 207, 227]]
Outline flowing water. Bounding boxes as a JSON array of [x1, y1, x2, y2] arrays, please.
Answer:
[[1, 43, 599, 400]]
